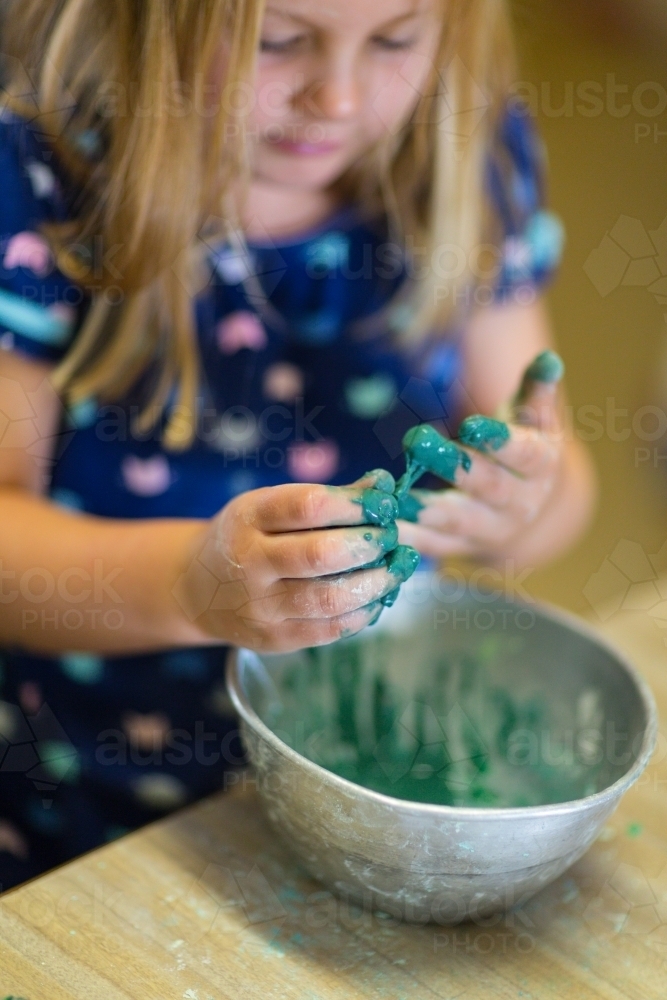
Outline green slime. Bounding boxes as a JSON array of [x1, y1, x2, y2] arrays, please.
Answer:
[[362, 469, 396, 494], [396, 425, 471, 498], [396, 492, 425, 524], [458, 415, 510, 454], [263, 632, 611, 809], [380, 545, 421, 607], [355, 488, 399, 528], [523, 350, 565, 386]]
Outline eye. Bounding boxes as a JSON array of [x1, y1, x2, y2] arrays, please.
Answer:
[[260, 35, 308, 54], [372, 35, 419, 52]]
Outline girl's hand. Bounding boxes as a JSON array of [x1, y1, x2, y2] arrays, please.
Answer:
[[398, 357, 565, 562], [174, 471, 419, 653]]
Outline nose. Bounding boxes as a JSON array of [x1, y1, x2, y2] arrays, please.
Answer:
[[298, 57, 361, 120]]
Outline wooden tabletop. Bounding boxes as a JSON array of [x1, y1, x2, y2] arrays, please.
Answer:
[[1, 606, 666, 1000]]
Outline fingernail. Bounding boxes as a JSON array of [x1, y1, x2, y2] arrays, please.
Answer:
[[458, 415, 510, 454]]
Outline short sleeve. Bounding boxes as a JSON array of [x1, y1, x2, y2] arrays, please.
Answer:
[[0, 111, 82, 363], [487, 106, 565, 301]]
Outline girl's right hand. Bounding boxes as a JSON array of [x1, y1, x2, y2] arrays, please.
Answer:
[[173, 471, 418, 653]]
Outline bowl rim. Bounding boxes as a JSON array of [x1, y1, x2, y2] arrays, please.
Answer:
[[226, 596, 659, 821]]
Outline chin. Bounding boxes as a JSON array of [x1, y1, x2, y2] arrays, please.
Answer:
[[258, 167, 343, 192], [255, 151, 353, 190]]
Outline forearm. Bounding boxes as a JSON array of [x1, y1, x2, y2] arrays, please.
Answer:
[[0, 488, 213, 654], [493, 437, 597, 570]]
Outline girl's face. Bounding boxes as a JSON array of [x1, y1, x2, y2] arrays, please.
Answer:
[[248, 0, 441, 192]]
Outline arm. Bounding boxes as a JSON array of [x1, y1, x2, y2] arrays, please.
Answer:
[[399, 298, 597, 570], [0, 352, 414, 656], [0, 350, 212, 653]]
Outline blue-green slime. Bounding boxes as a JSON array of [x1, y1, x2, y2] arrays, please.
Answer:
[[525, 350, 565, 384], [355, 489, 398, 528], [458, 415, 510, 454], [395, 425, 471, 498], [396, 492, 425, 524], [380, 545, 421, 607], [264, 635, 611, 809]]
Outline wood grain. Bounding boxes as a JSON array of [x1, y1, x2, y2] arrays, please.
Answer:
[[1, 607, 665, 1000]]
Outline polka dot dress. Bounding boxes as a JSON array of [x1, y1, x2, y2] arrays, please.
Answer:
[[0, 105, 563, 889]]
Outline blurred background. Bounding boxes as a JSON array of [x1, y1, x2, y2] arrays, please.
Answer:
[[509, 0, 667, 615]]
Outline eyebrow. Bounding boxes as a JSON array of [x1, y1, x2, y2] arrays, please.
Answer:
[[263, 5, 425, 31]]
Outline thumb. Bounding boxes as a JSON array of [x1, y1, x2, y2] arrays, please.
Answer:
[[351, 468, 396, 494], [513, 350, 565, 433]]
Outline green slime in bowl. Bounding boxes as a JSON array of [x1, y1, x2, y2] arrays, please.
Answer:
[[259, 628, 611, 809]]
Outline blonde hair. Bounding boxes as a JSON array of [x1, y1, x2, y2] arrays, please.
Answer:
[[1, 0, 262, 448], [342, 0, 516, 339], [1, 0, 515, 448]]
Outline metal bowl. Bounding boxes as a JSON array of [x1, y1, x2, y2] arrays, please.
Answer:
[[227, 575, 657, 924]]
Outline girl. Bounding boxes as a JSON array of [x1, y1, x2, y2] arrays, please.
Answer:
[[0, 0, 595, 887]]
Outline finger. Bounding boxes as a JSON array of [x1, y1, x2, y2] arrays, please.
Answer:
[[265, 523, 399, 579], [272, 601, 386, 653], [515, 349, 565, 404], [253, 482, 398, 533], [513, 350, 565, 433], [351, 468, 396, 493], [398, 520, 479, 558], [247, 546, 420, 622], [409, 489, 509, 539], [456, 425, 559, 494]]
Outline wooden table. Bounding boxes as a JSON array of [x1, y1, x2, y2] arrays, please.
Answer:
[[1, 607, 666, 1000]]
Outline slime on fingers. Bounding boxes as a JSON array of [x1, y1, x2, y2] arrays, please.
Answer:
[[355, 488, 399, 528], [396, 491, 424, 524], [395, 424, 471, 498], [458, 415, 510, 454], [379, 545, 422, 609], [516, 350, 565, 404], [362, 469, 396, 495], [525, 350, 565, 384]]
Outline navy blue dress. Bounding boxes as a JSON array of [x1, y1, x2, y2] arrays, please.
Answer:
[[0, 107, 563, 889]]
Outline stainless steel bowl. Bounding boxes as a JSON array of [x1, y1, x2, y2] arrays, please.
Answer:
[[227, 576, 657, 924]]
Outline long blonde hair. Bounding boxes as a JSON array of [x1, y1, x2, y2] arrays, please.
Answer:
[[1, 0, 515, 449]]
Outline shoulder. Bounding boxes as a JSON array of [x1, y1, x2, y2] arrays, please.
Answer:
[[486, 104, 564, 295], [487, 104, 550, 232]]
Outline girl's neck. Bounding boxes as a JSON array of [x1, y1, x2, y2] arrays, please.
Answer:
[[242, 180, 340, 241]]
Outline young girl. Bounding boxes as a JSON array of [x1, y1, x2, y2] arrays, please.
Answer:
[[0, 0, 595, 888]]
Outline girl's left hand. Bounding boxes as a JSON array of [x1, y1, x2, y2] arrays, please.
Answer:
[[397, 371, 564, 561]]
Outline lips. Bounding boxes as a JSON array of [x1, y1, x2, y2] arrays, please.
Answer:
[[266, 136, 344, 156]]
